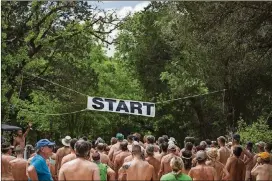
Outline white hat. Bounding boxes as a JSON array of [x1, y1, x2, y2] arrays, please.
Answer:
[[62, 136, 72, 146]]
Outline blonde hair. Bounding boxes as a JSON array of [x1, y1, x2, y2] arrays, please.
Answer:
[[170, 157, 184, 172]]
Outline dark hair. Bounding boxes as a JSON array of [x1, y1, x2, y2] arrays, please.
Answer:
[[75, 140, 90, 158], [162, 135, 168, 143], [206, 139, 212, 146], [161, 142, 168, 152], [185, 142, 193, 151], [146, 135, 155, 144], [132, 145, 141, 155], [217, 136, 226, 144], [134, 136, 139, 142], [265, 143, 272, 152], [127, 135, 134, 142], [97, 143, 104, 151], [70, 138, 78, 151], [120, 141, 128, 151], [233, 146, 243, 157], [111, 137, 117, 145], [81, 136, 88, 141], [196, 145, 205, 152], [157, 137, 164, 145], [182, 150, 192, 170]]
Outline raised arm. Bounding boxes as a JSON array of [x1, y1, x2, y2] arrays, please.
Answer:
[[23, 122, 32, 138]]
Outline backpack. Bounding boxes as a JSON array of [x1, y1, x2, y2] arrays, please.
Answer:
[[97, 163, 108, 181]]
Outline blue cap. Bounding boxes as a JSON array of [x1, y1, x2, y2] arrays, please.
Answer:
[[35, 139, 55, 149]]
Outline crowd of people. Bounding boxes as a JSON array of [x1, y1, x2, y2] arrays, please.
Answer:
[[1, 125, 272, 181]]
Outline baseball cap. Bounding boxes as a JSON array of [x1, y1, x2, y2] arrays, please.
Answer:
[[258, 152, 270, 161], [196, 150, 207, 161], [116, 133, 124, 141], [35, 139, 55, 149], [232, 134, 240, 141], [255, 141, 266, 148]]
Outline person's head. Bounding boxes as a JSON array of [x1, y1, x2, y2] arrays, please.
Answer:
[[207, 148, 218, 160], [200, 141, 207, 149], [196, 150, 207, 164], [161, 142, 168, 153], [127, 135, 134, 143], [81, 136, 88, 141], [1, 142, 13, 154], [111, 137, 117, 145], [246, 141, 253, 152], [211, 141, 218, 148], [162, 135, 168, 143], [116, 133, 124, 142], [168, 144, 176, 153], [36, 139, 55, 159], [62, 136, 72, 147], [14, 145, 24, 156], [70, 138, 78, 151], [255, 141, 266, 152], [185, 142, 193, 151], [97, 143, 105, 151], [105, 145, 110, 152], [120, 141, 128, 151], [75, 140, 90, 158], [17, 129, 23, 136], [146, 135, 155, 144], [196, 145, 205, 152], [92, 152, 100, 162], [257, 152, 270, 164], [157, 137, 164, 145], [181, 150, 192, 170], [133, 133, 141, 141], [265, 143, 271, 153], [185, 137, 195, 144], [232, 134, 240, 144], [170, 157, 184, 173], [217, 136, 226, 146], [205, 139, 212, 147], [146, 145, 154, 157], [132, 145, 142, 157], [233, 146, 243, 157]]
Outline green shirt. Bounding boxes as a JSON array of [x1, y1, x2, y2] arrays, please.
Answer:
[[160, 173, 192, 181]]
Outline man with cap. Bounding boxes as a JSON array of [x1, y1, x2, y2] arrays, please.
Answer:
[[145, 144, 160, 180], [188, 150, 217, 180], [58, 140, 100, 181], [217, 136, 231, 165], [10, 145, 28, 181], [1, 142, 16, 181], [55, 135, 71, 176], [61, 138, 78, 166], [27, 139, 55, 181], [225, 145, 246, 181], [159, 143, 178, 179], [92, 152, 115, 181], [252, 141, 266, 167], [108, 133, 124, 161], [251, 152, 272, 181]]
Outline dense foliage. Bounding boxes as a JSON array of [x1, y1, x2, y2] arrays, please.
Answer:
[[2, 1, 271, 146]]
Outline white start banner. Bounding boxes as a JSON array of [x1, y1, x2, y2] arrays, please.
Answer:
[[87, 97, 155, 117]]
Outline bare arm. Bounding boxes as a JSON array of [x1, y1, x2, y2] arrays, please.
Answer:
[[158, 158, 164, 179], [23, 122, 32, 138], [251, 163, 261, 176], [222, 167, 230, 180], [108, 147, 115, 161], [224, 158, 231, 172], [243, 148, 253, 161], [118, 166, 126, 181], [13, 137, 17, 147], [27, 165, 38, 181], [55, 150, 60, 177]]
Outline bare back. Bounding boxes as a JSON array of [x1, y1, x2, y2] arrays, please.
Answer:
[[225, 156, 246, 181], [124, 155, 133, 163], [159, 153, 176, 177], [206, 160, 224, 180], [146, 156, 160, 180], [10, 158, 28, 181], [2, 154, 16, 180], [59, 158, 100, 181], [56, 147, 71, 173], [61, 153, 76, 166], [188, 164, 217, 181], [119, 159, 155, 181], [251, 164, 272, 181], [217, 146, 231, 165], [114, 151, 131, 172]]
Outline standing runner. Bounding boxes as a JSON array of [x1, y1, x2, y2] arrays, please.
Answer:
[[10, 145, 28, 181], [55, 135, 71, 176], [1, 142, 16, 181], [13, 122, 32, 149]]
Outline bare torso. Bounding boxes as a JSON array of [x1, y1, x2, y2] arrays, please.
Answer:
[[56, 147, 71, 174], [14, 136, 26, 149], [124, 155, 133, 163], [217, 146, 231, 165], [159, 153, 176, 177], [1, 154, 16, 180], [188, 164, 216, 181], [61, 153, 76, 166], [10, 158, 28, 181], [154, 152, 167, 162], [114, 151, 131, 172], [146, 156, 160, 180], [206, 160, 224, 180], [225, 156, 246, 181], [119, 158, 155, 181], [108, 142, 121, 161], [58, 158, 100, 181], [251, 164, 272, 181]]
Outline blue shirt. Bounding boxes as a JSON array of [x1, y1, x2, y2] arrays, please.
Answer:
[[30, 154, 53, 181]]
